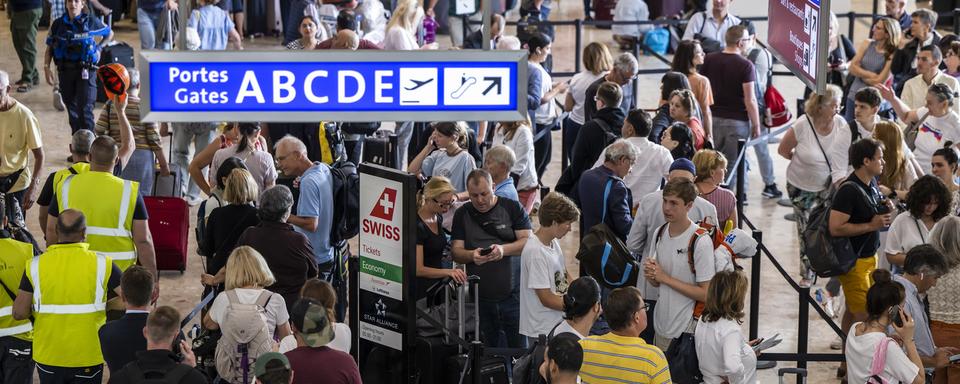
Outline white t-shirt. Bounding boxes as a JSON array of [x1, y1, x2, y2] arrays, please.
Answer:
[[278, 322, 352, 353], [884, 212, 930, 260], [844, 324, 920, 384], [519, 235, 568, 338], [650, 222, 716, 339], [209, 288, 289, 340], [533, 63, 556, 125], [694, 318, 757, 384], [593, 137, 673, 206], [568, 71, 606, 124], [786, 115, 852, 192], [383, 26, 419, 50], [553, 321, 585, 340], [913, 107, 960, 174]]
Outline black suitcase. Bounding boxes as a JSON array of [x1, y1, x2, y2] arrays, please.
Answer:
[[441, 277, 511, 384], [96, 41, 135, 103], [362, 130, 399, 169]]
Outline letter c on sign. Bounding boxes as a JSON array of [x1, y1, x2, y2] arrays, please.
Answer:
[[305, 70, 329, 104]]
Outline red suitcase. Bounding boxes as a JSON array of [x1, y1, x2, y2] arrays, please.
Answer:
[[593, 0, 616, 28], [144, 196, 189, 273]]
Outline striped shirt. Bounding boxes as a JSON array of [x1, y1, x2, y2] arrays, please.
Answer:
[[579, 333, 671, 384], [700, 186, 737, 227], [95, 98, 163, 151]]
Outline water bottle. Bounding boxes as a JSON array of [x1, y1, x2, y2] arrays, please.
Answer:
[[422, 15, 437, 44]]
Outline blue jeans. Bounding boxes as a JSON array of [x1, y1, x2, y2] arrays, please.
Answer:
[[137, 8, 170, 50], [713, 117, 751, 187], [120, 148, 156, 197], [753, 133, 776, 186], [478, 257, 525, 348], [171, 122, 217, 200]]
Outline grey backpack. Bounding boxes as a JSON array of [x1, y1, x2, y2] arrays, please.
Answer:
[[215, 290, 274, 384]]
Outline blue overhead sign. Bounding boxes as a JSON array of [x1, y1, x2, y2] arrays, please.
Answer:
[[139, 50, 527, 122]]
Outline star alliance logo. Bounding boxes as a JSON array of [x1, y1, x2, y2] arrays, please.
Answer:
[[375, 299, 387, 317]]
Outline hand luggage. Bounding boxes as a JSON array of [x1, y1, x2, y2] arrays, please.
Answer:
[[591, 0, 615, 27], [362, 130, 399, 169], [778, 368, 807, 384], [154, 132, 183, 198], [96, 39, 134, 103], [442, 277, 511, 384], [145, 195, 189, 272]]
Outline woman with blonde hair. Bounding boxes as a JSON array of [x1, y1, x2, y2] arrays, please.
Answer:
[[200, 168, 261, 289], [874, 121, 919, 200], [409, 122, 477, 193], [695, 270, 759, 384], [563, 42, 614, 163], [694, 149, 738, 228], [845, 17, 900, 120], [493, 117, 539, 212], [203, 246, 292, 340], [779, 84, 851, 286], [415, 177, 467, 300], [926, 216, 960, 383]]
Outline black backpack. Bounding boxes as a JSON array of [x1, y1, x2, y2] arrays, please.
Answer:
[[575, 178, 639, 289], [121, 362, 194, 384], [804, 181, 871, 277], [340, 121, 382, 136], [329, 160, 360, 244]]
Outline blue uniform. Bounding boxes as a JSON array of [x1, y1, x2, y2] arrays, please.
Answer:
[[46, 12, 110, 134]]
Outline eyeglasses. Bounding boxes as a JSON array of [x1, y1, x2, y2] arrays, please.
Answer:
[[640, 302, 651, 312], [433, 198, 454, 208]]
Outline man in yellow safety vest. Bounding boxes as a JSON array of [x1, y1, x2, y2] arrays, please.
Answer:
[[13, 210, 123, 383], [44, 95, 156, 279], [0, 194, 35, 384]]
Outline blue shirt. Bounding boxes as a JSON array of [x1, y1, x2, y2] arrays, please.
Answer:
[[187, 5, 235, 51], [46, 13, 110, 64], [295, 163, 335, 264], [892, 275, 935, 357], [494, 177, 519, 202]]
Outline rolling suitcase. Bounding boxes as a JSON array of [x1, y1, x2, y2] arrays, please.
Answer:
[[442, 277, 510, 384], [154, 133, 183, 198], [144, 195, 189, 272], [96, 40, 135, 102], [362, 130, 399, 169]]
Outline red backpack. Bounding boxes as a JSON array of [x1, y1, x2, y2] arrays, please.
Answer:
[[764, 85, 792, 128]]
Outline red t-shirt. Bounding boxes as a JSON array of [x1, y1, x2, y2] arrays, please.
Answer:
[[285, 346, 362, 384], [688, 116, 706, 150]]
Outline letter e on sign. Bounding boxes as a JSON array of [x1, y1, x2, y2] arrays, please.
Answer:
[[370, 188, 398, 221]]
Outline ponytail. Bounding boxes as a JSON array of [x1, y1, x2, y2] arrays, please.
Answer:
[[235, 122, 261, 153]]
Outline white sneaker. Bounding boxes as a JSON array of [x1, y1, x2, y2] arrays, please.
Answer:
[[52, 87, 66, 111], [186, 196, 203, 206]]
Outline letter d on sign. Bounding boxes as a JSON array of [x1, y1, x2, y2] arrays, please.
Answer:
[[339, 70, 365, 103], [273, 70, 297, 103]]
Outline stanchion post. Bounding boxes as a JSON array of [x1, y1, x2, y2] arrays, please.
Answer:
[[871, 0, 878, 18], [349, 252, 360, 362], [575, 19, 583, 74], [797, 286, 810, 384], [749, 230, 762, 341], [846, 11, 855, 42], [736, 139, 746, 229]]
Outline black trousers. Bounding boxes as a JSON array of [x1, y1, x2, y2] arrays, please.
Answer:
[[57, 64, 97, 134], [344, 138, 364, 166], [534, 123, 554, 182], [0, 337, 34, 384], [37, 363, 102, 384]]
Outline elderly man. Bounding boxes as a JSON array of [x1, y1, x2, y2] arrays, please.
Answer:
[[900, 45, 960, 112], [886, 0, 911, 32], [892, 9, 942, 95], [451, 169, 532, 348], [237, 185, 319, 314], [483, 145, 520, 202], [0, 70, 44, 229], [577, 139, 638, 242], [583, 53, 639, 121]]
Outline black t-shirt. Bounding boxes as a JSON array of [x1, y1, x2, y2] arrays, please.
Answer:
[[416, 214, 447, 300], [451, 198, 532, 301], [831, 174, 882, 257]]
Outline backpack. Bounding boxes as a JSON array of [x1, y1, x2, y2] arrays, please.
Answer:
[[122, 362, 194, 384], [317, 122, 346, 165], [654, 218, 735, 319], [642, 27, 670, 55], [215, 290, 274, 384], [195, 193, 221, 256], [512, 322, 562, 384], [575, 178, 640, 290], [692, 12, 723, 53], [866, 337, 896, 383], [328, 160, 360, 244], [747, 48, 792, 128], [804, 181, 871, 277]]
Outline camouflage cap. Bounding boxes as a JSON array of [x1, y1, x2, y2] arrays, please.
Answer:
[[290, 299, 335, 348], [253, 352, 290, 378]]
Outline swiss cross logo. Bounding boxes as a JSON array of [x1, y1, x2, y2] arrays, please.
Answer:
[[370, 188, 398, 221]]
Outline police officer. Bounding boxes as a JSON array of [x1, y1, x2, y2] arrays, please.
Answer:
[[13, 210, 122, 384], [0, 196, 35, 384], [42, 0, 113, 134], [44, 96, 157, 279]]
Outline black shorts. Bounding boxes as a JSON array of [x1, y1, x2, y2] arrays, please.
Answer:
[[215, 0, 243, 13]]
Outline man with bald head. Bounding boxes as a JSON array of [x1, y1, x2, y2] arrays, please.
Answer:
[[315, 10, 381, 49], [45, 110, 157, 281], [14, 210, 123, 383], [331, 29, 360, 50]]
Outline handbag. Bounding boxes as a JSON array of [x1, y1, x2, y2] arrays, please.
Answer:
[[903, 112, 929, 151], [665, 327, 702, 384]]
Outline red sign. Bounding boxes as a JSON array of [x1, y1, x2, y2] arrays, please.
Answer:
[[768, 0, 828, 92], [370, 188, 398, 221]]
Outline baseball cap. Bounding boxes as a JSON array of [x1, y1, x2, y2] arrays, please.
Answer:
[[254, 352, 291, 378], [669, 158, 696, 175], [290, 299, 336, 348]]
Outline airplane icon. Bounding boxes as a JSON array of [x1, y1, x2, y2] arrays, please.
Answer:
[[405, 78, 434, 90]]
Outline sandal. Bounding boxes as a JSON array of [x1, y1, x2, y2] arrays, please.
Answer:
[[15, 82, 33, 93]]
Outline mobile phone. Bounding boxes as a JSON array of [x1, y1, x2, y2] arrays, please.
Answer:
[[479, 247, 494, 256], [890, 306, 904, 327]]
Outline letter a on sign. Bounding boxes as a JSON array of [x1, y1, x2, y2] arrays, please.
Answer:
[[370, 188, 398, 221]]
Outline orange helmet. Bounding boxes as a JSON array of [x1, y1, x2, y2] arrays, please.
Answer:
[[97, 63, 130, 102]]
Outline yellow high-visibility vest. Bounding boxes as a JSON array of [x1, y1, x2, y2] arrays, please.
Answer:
[[51, 162, 90, 196], [55, 171, 139, 270], [26, 242, 112, 367], [0, 238, 33, 341]]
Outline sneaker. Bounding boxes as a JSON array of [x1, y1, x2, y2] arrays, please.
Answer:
[[777, 197, 792, 207], [784, 212, 797, 221], [830, 336, 843, 350], [761, 184, 783, 199], [52, 87, 66, 111], [186, 196, 203, 206]]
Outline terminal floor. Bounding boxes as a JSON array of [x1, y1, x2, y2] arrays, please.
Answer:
[[0, 0, 884, 382]]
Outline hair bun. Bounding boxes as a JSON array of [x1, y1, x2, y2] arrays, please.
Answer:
[[871, 269, 892, 284], [945, 141, 955, 149]]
